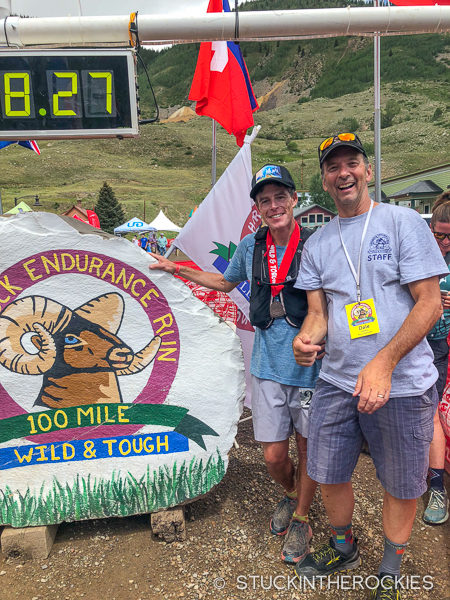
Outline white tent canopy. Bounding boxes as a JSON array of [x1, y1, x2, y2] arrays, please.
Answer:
[[148, 210, 182, 233], [114, 216, 156, 234]]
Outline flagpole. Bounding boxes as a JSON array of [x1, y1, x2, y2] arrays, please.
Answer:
[[211, 119, 217, 188], [374, 0, 381, 204]]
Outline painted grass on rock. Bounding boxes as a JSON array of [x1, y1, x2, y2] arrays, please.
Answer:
[[0, 451, 225, 527]]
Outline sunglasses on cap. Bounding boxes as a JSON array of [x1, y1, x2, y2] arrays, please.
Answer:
[[432, 231, 450, 241], [318, 132, 364, 161]]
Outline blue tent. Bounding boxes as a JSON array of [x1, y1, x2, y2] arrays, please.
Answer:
[[114, 217, 156, 235]]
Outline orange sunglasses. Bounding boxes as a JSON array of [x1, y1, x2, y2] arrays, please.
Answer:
[[319, 133, 357, 153]]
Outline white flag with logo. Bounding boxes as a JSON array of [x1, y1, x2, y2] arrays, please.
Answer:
[[174, 128, 261, 407]]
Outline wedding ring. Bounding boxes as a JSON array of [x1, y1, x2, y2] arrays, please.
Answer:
[[377, 394, 385, 398]]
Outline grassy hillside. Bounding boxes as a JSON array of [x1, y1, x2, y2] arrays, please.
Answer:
[[138, 0, 360, 110], [137, 0, 449, 113], [0, 0, 448, 228], [0, 79, 447, 228]]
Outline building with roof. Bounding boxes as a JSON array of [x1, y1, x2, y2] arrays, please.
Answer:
[[368, 163, 450, 214], [62, 200, 92, 222], [388, 180, 444, 212], [294, 204, 336, 228]]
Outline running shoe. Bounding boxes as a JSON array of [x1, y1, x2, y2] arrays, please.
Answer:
[[294, 538, 360, 578], [423, 488, 449, 525], [269, 495, 296, 535], [369, 575, 401, 599], [281, 519, 312, 564]]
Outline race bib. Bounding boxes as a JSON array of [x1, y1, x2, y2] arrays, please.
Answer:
[[299, 388, 314, 409], [345, 298, 380, 339]]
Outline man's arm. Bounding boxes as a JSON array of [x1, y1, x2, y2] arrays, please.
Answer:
[[149, 253, 239, 293], [355, 275, 442, 414], [293, 289, 328, 366]]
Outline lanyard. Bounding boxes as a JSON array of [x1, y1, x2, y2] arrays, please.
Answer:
[[337, 200, 374, 303], [266, 222, 300, 297]]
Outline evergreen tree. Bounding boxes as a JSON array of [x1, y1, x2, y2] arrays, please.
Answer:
[[308, 173, 336, 213], [95, 182, 125, 234]]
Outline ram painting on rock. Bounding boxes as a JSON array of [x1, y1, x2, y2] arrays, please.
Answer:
[[0, 213, 245, 527]]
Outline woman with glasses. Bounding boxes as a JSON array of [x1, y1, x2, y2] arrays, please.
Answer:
[[424, 190, 450, 525]]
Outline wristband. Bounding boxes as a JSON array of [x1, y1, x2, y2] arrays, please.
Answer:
[[173, 264, 181, 276]]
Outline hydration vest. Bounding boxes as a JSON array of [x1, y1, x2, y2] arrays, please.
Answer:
[[249, 226, 313, 330]]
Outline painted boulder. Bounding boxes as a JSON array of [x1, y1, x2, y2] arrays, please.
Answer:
[[0, 212, 245, 527]]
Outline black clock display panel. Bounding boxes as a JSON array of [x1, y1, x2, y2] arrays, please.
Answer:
[[0, 50, 138, 139]]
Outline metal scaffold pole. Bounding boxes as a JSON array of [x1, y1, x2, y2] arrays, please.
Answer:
[[0, 7, 449, 48], [374, 0, 382, 204]]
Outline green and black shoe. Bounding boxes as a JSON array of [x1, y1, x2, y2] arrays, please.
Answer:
[[294, 537, 360, 579], [368, 575, 402, 599]]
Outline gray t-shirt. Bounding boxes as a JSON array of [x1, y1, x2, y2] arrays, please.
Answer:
[[295, 203, 448, 396], [224, 233, 320, 387]]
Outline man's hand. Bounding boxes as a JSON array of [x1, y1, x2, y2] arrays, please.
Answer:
[[148, 253, 177, 274], [441, 291, 450, 310], [353, 355, 392, 414], [148, 254, 238, 293], [293, 334, 323, 367], [316, 338, 326, 360]]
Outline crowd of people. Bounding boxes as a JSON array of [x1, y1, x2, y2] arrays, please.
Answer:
[[132, 231, 168, 255], [149, 133, 449, 600]]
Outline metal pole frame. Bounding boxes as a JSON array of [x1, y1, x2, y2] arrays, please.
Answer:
[[211, 120, 217, 188], [374, 0, 382, 205], [1, 7, 449, 47]]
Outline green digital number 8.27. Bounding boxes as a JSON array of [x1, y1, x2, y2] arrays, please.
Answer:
[[53, 72, 77, 116], [4, 73, 31, 116]]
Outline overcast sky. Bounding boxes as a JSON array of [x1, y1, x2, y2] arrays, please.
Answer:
[[11, 1, 246, 18]]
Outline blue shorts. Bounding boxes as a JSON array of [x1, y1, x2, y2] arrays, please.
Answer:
[[251, 376, 313, 442], [307, 379, 438, 500]]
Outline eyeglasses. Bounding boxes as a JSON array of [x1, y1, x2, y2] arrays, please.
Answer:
[[318, 133, 362, 160], [432, 231, 450, 241]]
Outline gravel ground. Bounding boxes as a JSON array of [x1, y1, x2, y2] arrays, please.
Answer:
[[1, 409, 449, 600]]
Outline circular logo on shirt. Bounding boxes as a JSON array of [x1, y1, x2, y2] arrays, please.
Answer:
[[368, 233, 391, 254]]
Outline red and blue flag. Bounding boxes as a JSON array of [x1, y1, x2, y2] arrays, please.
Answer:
[[0, 140, 41, 155], [189, 0, 259, 147]]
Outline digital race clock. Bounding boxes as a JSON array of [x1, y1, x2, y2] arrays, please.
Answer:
[[0, 49, 139, 140]]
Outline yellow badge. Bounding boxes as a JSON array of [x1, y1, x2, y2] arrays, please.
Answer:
[[345, 298, 380, 339]]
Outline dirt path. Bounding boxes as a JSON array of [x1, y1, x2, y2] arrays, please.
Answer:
[[1, 412, 448, 600]]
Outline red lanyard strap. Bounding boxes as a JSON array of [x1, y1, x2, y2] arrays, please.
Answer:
[[265, 222, 300, 297]]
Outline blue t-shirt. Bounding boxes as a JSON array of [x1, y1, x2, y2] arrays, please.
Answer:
[[295, 203, 448, 396], [224, 233, 320, 387]]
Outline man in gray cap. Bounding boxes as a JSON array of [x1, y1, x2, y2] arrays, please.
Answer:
[[150, 164, 320, 564], [293, 133, 447, 599]]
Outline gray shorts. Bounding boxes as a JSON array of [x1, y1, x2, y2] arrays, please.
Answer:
[[251, 375, 312, 442], [307, 379, 438, 500]]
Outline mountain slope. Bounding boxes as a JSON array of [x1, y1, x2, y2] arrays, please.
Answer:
[[137, 0, 449, 115], [0, 0, 448, 226]]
